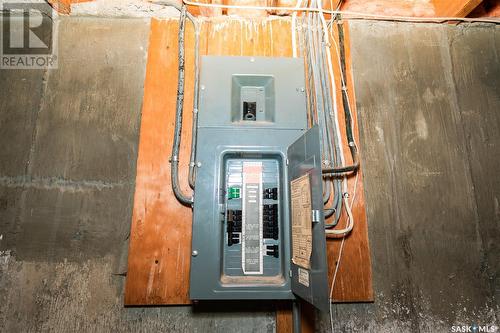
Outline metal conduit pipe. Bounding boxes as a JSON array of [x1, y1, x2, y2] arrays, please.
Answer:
[[155, 1, 200, 204], [317, 24, 343, 225], [170, 4, 192, 206], [301, 10, 343, 223], [292, 300, 302, 333], [309, 9, 343, 223], [188, 20, 201, 189], [322, 20, 360, 175]]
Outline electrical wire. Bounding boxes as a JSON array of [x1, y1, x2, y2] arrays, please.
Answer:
[[298, 0, 344, 225], [154, 1, 201, 204], [323, 7, 363, 328], [180, 0, 500, 24], [318, 0, 359, 175], [291, 0, 303, 58], [314, 0, 346, 225], [156, 0, 201, 190], [322, 7, 360, 235], [316, 6, 343, 225], [187, 21, 201, 189], [329, 171, 360, 332], [170, 4, 193, 206], [155, 2, 201, 206]]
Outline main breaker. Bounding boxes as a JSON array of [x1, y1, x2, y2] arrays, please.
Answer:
[[190, 56, 329, 311]]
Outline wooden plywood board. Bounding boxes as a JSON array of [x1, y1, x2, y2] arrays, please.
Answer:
[[125, 17, 372, 309], [124, 19, 204, 305], [325, 23, 374, 303], [275, 302, 293, 333]]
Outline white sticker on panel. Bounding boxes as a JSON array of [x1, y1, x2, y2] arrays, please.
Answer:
[[298, 267, 310, 287], [242, 161, 263, 275]]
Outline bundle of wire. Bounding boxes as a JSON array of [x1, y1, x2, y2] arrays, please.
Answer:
[[292, 2, 360, 331], [292, 0, 357, 236]]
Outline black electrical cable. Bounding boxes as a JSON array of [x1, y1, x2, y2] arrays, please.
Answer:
[[322, 143, 358, 174], [338, 22, 354, 144], [321, 19, 360, 176]]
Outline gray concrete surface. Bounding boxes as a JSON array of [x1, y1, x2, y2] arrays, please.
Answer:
[[0, 16, 498, 333], [317, 22, 500, 332], [0, 16, 275, 333]]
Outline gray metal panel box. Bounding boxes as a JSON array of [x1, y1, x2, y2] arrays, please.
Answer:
[[190, 56, 328, 310]]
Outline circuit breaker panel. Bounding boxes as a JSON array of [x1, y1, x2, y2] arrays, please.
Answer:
[[224, 158, 280, 277], [190, 56, 329, 311]]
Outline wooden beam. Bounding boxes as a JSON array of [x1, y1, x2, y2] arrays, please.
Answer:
[[433, 0, 483, 17], [469, 0, 500, 17]]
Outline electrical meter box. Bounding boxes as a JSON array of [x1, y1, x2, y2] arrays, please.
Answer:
[[190, 56, 329, 311]]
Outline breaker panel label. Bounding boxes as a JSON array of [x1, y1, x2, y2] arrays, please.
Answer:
[[291, 173, 312, 269], [242, 162, 263, 275]]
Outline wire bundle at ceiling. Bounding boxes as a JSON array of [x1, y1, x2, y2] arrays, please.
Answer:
[[294, 0, 358, 235]]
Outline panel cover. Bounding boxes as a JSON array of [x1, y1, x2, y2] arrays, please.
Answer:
[[287, 125, 329, 311]]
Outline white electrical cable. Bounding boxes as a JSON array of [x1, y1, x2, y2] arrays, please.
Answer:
[[329, 234, 345, 333], [314, 0, 353, 236], [325, 11, 362, 331], [316, 0, 344, 170], [291, 0, 303, 58], [180, 0, 500, 24], [328, 171, 360, 332]]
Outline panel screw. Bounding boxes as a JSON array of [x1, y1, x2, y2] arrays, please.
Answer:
[[192, 250, 198, 257], [196, 162, 202, 167], [201, 85, 205, 90]]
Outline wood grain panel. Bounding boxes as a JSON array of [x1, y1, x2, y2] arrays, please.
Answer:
[[125, 17, 372, 312], [124, 19, 206, 305], [276, 302, 293, 333], [326, 23, 374, 303]]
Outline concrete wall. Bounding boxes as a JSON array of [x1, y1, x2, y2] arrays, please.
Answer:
[[0, 16, 498, 332], [0, 16, 275, 333], [318, 22, 500, 332]]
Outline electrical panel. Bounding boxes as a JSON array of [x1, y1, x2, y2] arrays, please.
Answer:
[[190, 56, 329, 311]]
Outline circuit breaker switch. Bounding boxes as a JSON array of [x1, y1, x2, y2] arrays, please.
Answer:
[[264, 188, 278, 200], [228, 187, 240, 199], [266, 245, 279, 258], [243, 101, 257, 121]]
